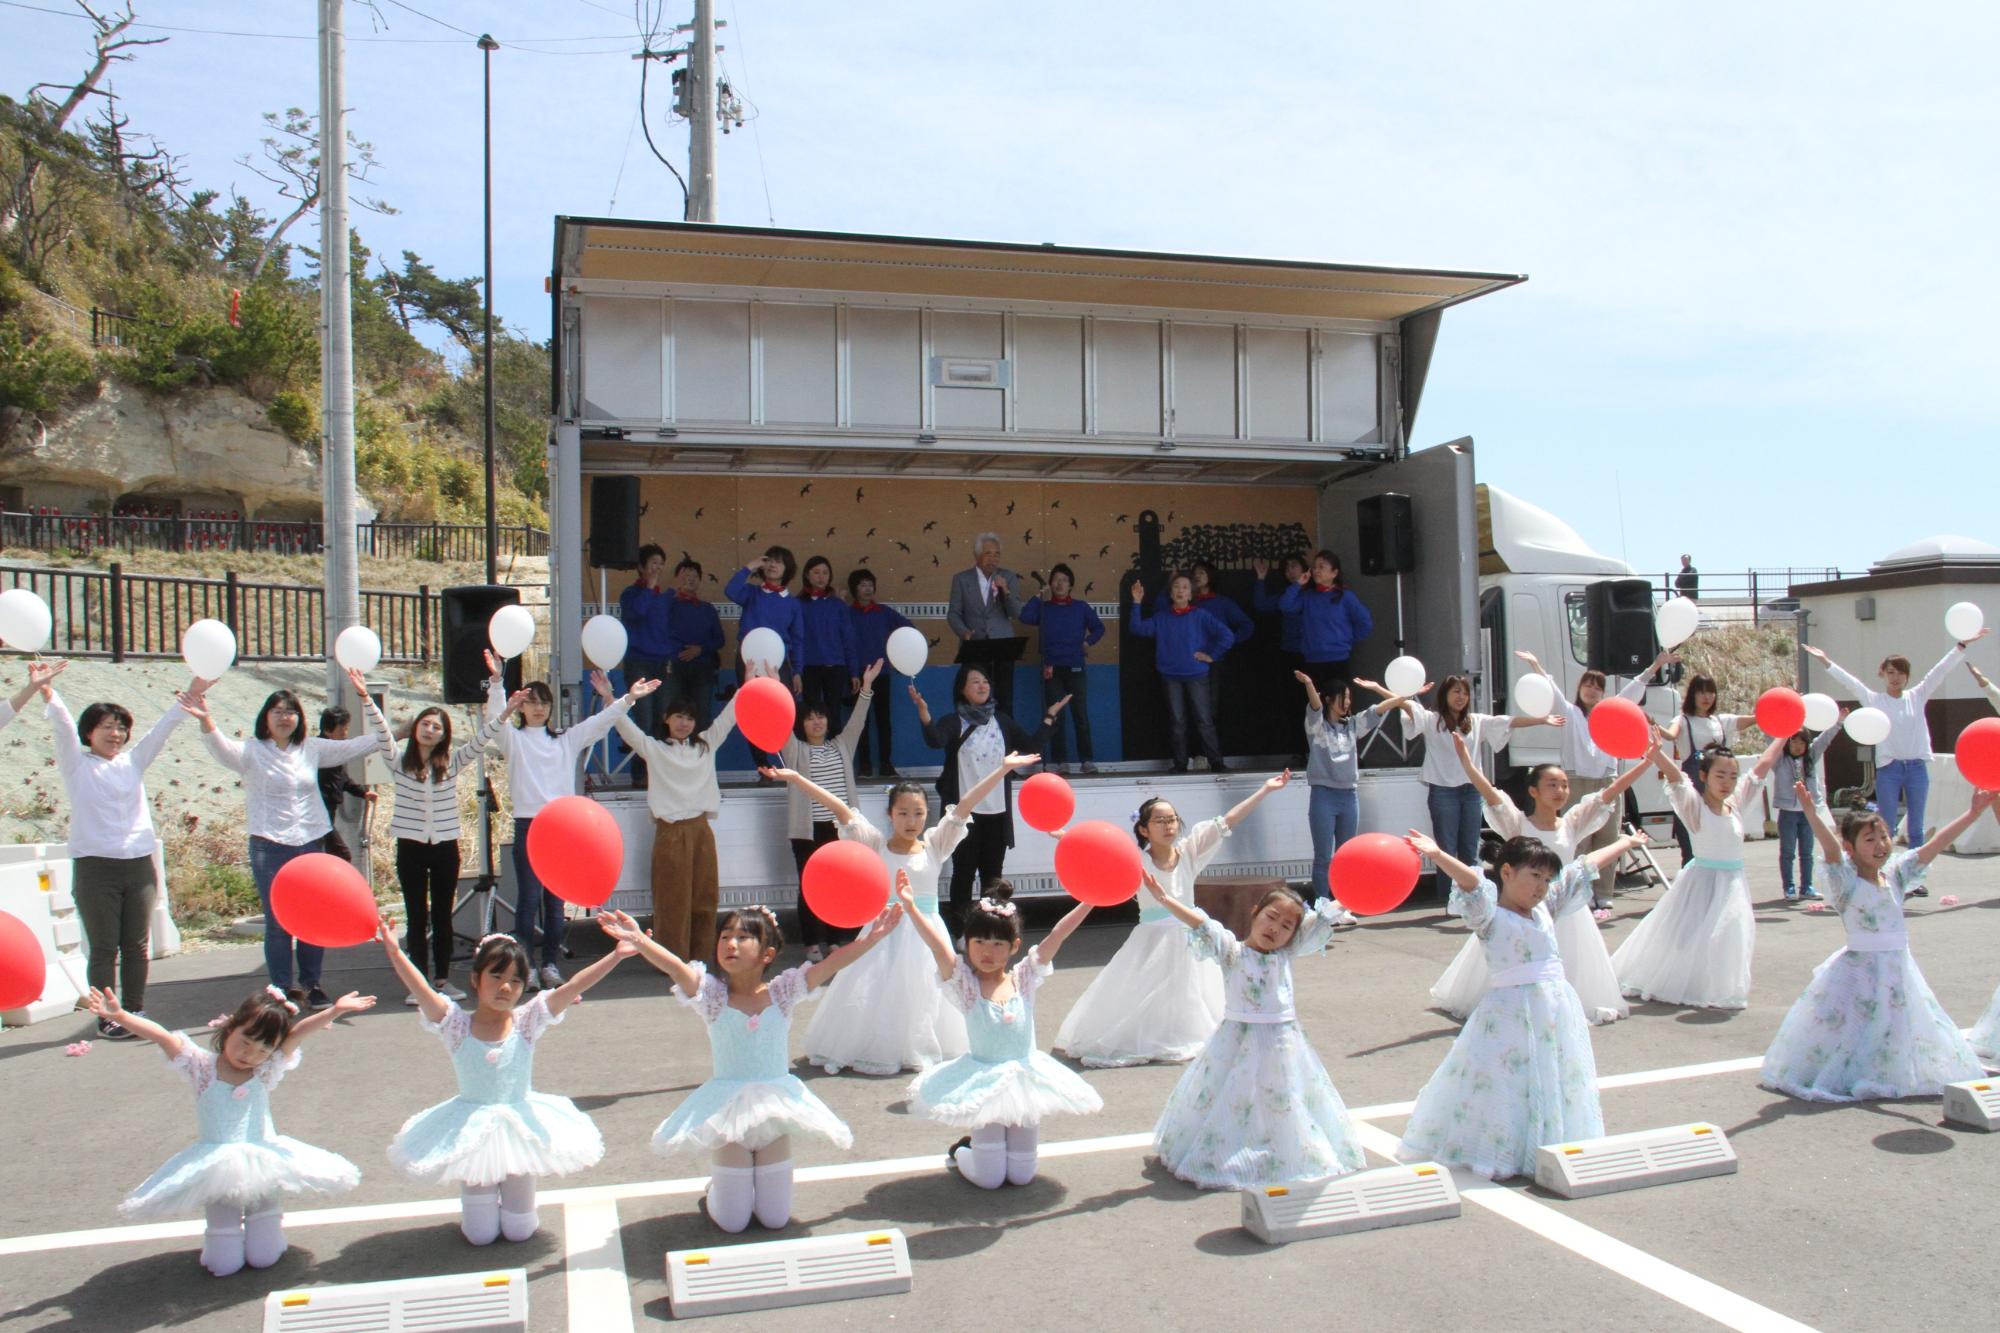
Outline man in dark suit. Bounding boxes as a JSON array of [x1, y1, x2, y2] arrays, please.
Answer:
[[946, 531, 1023, 715], [1675, 554, 1699, 602]]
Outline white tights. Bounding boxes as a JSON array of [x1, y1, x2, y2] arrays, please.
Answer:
[[706, 1138, 794, 1233], [201, 1196, 284, 1276], [953, 1124, 1040, 1189], [461, 1175, 539, 1246]]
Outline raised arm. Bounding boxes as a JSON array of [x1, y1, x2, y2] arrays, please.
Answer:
[[1746, 733, 1786, 785], [1139, 869, 1206, 930], [376, 914, 452, 1024], [1650, 738, 1687, 785], [9, 659, 65, 715], [1911, 636, 1980, 703], [596, 909, 704, 996], [1801, 643, 1869, 698], [1579, 831, 1647, 878], [1449, 731, 1505, 807], [1294, 669, 1323, 714], [1967, 661, 2000, 712], [950, 750, 1040, 821], [543, 935, 634, 1017], [282, 990, 377, 1051], [1915, 790, 1998, 867], [762, 765, 859, 825], [180, 695, 247, 771], [803, 902, 905, 990], [565, 670, 642, 753], [82, 987, 182, 1057], [1797, 785, 1844, 865], [1405, 829, 1480, 892], [836, 663, 882, 749], [893, 870, 957, 980], [1352, 676, 1424, 719], [1221, 769, 1291, 828], [1033, 898, 1093, 966]]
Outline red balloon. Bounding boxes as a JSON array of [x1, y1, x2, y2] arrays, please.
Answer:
[[270, 853, 379, 948], [1053, 819, 1144, 906], [802, 839, 890, 930], [1329, 832, 1421, 916], [525, 795, 623, 908], [0, 909, 44, 1011], [1017, 771, 1075, 834], [734, 676, 797, 754], [1955, 717, 2000, 790], [1755, 687, 1805, 739], [1587, 696, 1651, 760]]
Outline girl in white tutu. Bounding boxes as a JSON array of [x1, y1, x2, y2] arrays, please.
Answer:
[[767, 751, 1038, 1074], [1056, 771, 1294, 1069], [1145, 873, 1366, 1190], [382, 926, 630, 1246], [1612, 737, 1784, 1009], [1430, 731, 1647, 1025], [901, 876, 1101, 1189], [1398, 832, 1615, 1180], [1761, 790, 1992, 1101], [603, 901, 902, 1232], [85, 982, 374, 1276]]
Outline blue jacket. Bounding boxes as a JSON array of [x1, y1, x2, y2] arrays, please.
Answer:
[[1019, 595, 1106, 668], [1253, 580, 1303, 654], [1278, 583, 1373, 664], [798, 591, 857, 671], [666, 594, 724, 668], [1153, 591, 1252, 655], [724, 568, 806, 671], [848, 600, 912, 676], [1129, 603, 1234, 679], [617, 582, 675, 659]]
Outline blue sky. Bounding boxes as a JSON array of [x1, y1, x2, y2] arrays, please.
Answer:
[[5, 0, 1993, 580]]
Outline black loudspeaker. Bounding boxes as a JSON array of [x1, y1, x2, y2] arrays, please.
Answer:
[[589, 475, 641, 570], [1357, 492, 1415, 575], [1586, 578, 1658, 676], [441, 585, 523, 704]]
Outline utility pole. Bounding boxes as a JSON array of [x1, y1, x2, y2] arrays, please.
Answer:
[[479, 34, 499, 586], [318, 0, 359, 703], [685, 0, 717, 221]]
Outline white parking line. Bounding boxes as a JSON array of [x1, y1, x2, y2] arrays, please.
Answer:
[[562, 1199, 634, 1333], [1350, 1122, 1818, 1333]]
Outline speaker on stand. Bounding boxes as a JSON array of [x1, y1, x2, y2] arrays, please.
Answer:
[[1585, 579, 1661, 678], [1357, 490, 1415, 660], [440, 585, 525, 959]]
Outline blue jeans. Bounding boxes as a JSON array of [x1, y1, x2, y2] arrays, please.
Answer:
[[1163, 674, 1223, 767], [1425, 782, 1484, 878], [1777, 808, 1813, 894], [1044, 666, 1093, 765], [512, 816, 567, 968], [1875, 758, 1929, 842], [1307, 785, 1359, 903], [251, 835, 326, 991]]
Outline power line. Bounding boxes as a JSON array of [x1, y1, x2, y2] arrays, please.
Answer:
[[724, 0, 775, 225], [376, 0, 478, 40], [636, 46, 689, 215], [0, 0, 633, 49]]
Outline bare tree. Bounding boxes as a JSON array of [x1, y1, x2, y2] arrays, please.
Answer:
[[238, 107, 393, 282], [1, 1, 168, 240]]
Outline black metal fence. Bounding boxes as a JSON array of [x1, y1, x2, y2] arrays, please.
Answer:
[[0, 511, 548, 562], [0, 562, 545, 664]]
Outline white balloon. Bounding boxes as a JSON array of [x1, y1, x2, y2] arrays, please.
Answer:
[[886, 624, 929, 678], [181, 618, 237, 679], [0, 587, 52, 652], [488, 604, 535, 659], [740, 625, 786, 671], [1844, 706, 1891, 747], [1512, 672, 1556, 718], [333, 624, 381, 673], [1655, 596, 1699, 649], [1801, 691, 1839, 732], [580, 614, 628, 670], [1383, 654, 1427, 698], [1946, 601, 1984, 643]]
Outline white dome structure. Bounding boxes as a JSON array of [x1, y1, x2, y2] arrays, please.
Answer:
[[1872, 535, 2000, 573]]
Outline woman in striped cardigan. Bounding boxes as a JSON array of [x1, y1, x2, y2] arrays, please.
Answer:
[[379, 701, 509, 1004]]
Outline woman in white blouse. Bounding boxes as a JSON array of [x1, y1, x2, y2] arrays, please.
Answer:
[[1660, 672, 1753, 862], [184, 667, 390, 1008]]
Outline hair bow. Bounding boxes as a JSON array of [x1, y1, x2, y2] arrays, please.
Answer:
[[977, 897, 1018, 917], [263, 984, 300, 1016], [477, 932, 513, 948]]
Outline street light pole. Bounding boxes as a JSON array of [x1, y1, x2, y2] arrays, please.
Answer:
[[479, 33, 499, 587]]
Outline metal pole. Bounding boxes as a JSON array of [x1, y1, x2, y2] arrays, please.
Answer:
[[318, 0, 360, 705], [479, 34, 499, 586], [686, 0, 717, 221]]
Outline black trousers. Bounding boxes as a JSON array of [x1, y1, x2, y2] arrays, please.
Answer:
[[397, 837, 461, 980], [790, 822, 854, 950], [947, 812, 1011, 928], [855, 693, 895, 774]]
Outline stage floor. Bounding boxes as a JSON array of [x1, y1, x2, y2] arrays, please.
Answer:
[[5, 839, 1997, 1331]]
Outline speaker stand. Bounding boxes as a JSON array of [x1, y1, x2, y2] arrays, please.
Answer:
[[1362, 570, 1415, 765], [453, 749, 509, 962]]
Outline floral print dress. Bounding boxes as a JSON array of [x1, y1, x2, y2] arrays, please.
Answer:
[[1397, 867, 1603, 1181], [1152, 902, 1366, 1190], [1761, 853, 1984, 1101]]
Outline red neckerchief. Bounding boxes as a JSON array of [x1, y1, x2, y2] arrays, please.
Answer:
[[675, 590, 700, 603], [853, 601, 883, 613], [1049, 595, 1074, 605], [1195, 590, 1218, 601], [805, 587, 837, 599], [761, 581, 787, 594], [1170, 604, 1194, 616]]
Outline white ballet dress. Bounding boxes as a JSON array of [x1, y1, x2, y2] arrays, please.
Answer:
[[1760, 854, 1984, 1101], [1055, 816, 1229, 1067], [654, 965, 854, 1154], [1971, 986, 2000, 1064], [1430, 797, 1626, 1024], [1153, 903, 1366, 1190], [123, 1039, 358, 1218], [1398, 874, 1603, 1181], [389, 993, 604, 1185], [803, 814, 971, 1075], [908, 957, 1103, 1130], [1612, 776, 1765, 1009]]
